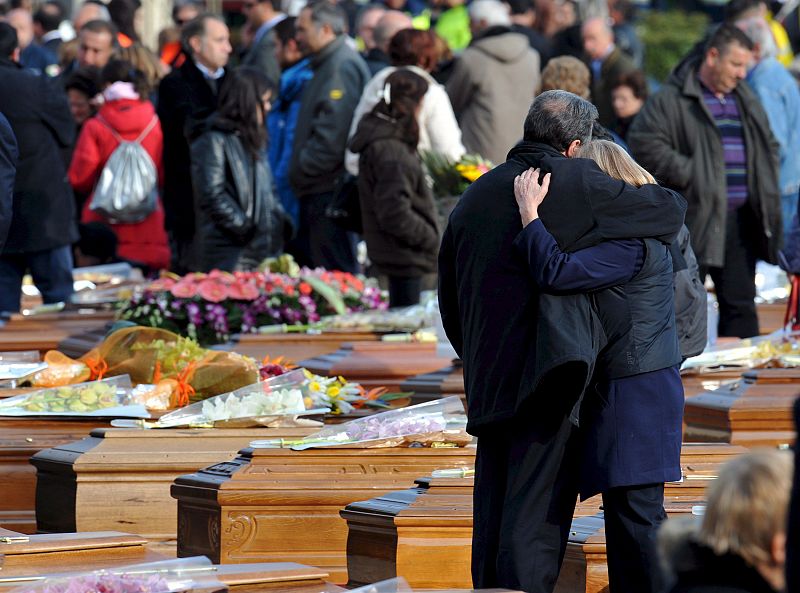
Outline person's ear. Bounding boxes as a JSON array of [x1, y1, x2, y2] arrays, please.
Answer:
[[771, 532, 786, 567], [565, 139, 582, 158], [11, 47, 20, 62], [705, 46, 719, 68]]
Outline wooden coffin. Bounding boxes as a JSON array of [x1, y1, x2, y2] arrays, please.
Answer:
[[298, 342, 453, 392], [0, 416, 114, 533], [171, 444, 476, 584], [756, 302, 787, 335], [0, 311, 113, 356], [684, 376, 799, 447], [0, 531, 164, 578], [340, 443, 743, 589], [229, 332, 380, 363], [400, 362, 465, 406], [31, 426, 314, 545]]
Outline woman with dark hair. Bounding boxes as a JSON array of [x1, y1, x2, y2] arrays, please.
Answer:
[[349, 69, 440, 306], [107, 0, 141, 46], [345, 28, 464, 176], [65, 66, 101, 129], [68, 59, 171, 273], [190, 66, 288, 272], [610, 69, 648, 142]]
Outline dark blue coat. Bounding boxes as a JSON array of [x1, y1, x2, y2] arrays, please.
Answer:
[[0, 111, 17, 252], [514, 220, 683, 497]]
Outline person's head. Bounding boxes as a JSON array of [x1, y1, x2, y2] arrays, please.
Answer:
[[6, 8, 33, 49], [78, 19, 116, 67], [699, 449, 793, 591], [100, 57, 150, 97], [700, 22, 754, 95], [735, 15, 776, 61], [468, 0, 511, 35], [172, 0, 202, 27], [504, 0, 536, 27], [540, 55, 590, 98], [65, 65, 100, 125], [273, 15, 301, 69], [608, 0, 635, 26], [578, 139, 655, 186], [581, 16, 614, 61], [296, 0, 346, 55], [243, 0, 281, 29], [372, 10, 411, 53], [117, 43, 164, 93], [107, 0, 141, 42], [610, 69, 647, 120], [73, 1, 111, 32], [522, 90, 598, 156], [183, 14, 231, 71], [371, 68, 428, 147], [388, 28, 438, 71], [724, 0, 766, 22], [75, 222, 118, 267], [216, 65, 275, 156], [0, 21, 19, 60], [33, 1, 63, 38], [356, 4, 385, 50]]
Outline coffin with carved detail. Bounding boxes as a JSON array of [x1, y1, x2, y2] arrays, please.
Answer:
[[30, 426, 314, 549], [171, 444, 476, 584]]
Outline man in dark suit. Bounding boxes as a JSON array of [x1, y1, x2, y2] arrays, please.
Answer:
[[582, 16, 636, 127], [157, 13, 231, 273], [33, 1, 64, 58], [438, 90, 686, 593], [0, 23, 76, 312], [240, 0, 284, 90]]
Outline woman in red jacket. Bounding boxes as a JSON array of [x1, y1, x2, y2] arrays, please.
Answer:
[[69, 58, 171, 273]]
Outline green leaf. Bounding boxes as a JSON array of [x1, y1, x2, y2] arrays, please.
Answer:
[[302, 274, 346, 315]]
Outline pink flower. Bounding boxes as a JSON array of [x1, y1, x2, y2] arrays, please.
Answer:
[[228, 281, 260, 301], [198, 279, 229, 302], [170, 281, 198, 298], [148, 277, 176, 292]]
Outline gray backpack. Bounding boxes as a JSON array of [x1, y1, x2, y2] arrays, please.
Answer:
[[89, 115, 158, 223]]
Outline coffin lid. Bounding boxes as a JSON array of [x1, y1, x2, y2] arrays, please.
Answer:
[[0, 532, 146, 556]]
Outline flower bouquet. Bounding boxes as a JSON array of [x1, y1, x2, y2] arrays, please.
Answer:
[[141, 369, 325, 428], [8, 557, 222, 593], [250, 396, 470, 449], [118, 259, 387, 345], [0, 375, 150, 418], [681, 329, 800, 374]]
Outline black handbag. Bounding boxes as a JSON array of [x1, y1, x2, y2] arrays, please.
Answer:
[[326, 173, 362, 234]]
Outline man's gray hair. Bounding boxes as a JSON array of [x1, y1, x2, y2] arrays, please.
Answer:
[[735, 16, 777, 60], [522, 90, 598, 152], [181, 13, 225, 55], [305, 0, 347, 36], [468, 0, 511, 27]]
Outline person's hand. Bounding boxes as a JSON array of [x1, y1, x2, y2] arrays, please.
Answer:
[[514, 167, 551, 227]]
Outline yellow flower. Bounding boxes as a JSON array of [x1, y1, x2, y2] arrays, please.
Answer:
[[308, 381, 321, 393], [327, 386, 341, 398], [303, 396, 313, 408]]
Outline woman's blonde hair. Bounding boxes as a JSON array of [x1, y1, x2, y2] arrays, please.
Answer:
[[699, 449, 793, 566], [577, 139, 656, 187]]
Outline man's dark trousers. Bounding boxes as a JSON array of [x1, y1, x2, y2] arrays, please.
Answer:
[[472, 393, 581, 593], [296, 192, 358, 274], [704, 207, 760, 338]]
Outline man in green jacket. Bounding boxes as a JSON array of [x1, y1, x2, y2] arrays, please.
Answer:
[[628, 24, 781, 338], [289, 0, 369, 273]]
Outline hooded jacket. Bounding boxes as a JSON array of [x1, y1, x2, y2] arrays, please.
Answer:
[[439, 141, 686, 433], [445, 27, 541, 164], [69, 98, 171, 272], [628, 55, 782, 268], [350, 112, 439, 277]]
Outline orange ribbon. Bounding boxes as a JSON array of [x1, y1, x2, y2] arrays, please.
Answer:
[[174, 362, 197, 408], [353, 387, 387, 409], [152, 360, 163, 384], [85, 357, 108, 381]]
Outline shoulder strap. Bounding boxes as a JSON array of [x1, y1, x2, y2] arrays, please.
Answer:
[[94, 114, 125, 144], [94, 114, 158, 146], [134, 116, 159, 144]]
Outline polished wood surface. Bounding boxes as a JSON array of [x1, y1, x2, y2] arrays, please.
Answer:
[[230, 332, 381, 363], [172, 444, 476, 584], [32, 426, 314, 542], [401, 362, 465, 405], [0, 311, 113, 356], [298, 342, 453, 392]]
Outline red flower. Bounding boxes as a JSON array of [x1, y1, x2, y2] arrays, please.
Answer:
[[228, 281, 260, 301], [299, 282, 312, 296], [170, 281, 198, 298], [149, 277, 176, 291], [198, 279, 229, 302]]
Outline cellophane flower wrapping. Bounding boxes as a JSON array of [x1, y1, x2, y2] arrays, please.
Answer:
[[155, 368, 318, 428], [10, 557, 223, 593], [250, 396, 470, 449], [347, 578, 412, 593], [0, 375, 150, 417]]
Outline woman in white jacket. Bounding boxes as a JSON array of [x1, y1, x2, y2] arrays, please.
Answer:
[[345, 28, 465, 176]]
